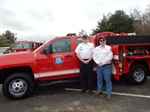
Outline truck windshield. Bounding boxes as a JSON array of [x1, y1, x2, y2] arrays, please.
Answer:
[[14, 43, 31, 49]]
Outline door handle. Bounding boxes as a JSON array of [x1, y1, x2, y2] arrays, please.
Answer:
[[65, 55, 73, 58]]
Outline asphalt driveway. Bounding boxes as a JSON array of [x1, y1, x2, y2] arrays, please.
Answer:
[[0, 77, 150, 112]]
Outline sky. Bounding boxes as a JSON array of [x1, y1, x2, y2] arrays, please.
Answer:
[[0, 0, 150, 42]]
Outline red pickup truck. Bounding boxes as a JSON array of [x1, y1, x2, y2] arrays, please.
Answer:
[[0, 33, 95, 100], [0, 32, 150, 100]]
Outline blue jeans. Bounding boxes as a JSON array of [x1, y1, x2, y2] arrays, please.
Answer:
[[96, 64, 112, 95]]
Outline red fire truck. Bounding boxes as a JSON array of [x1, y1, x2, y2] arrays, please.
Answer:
[[95, 32, 150, 85], [12, 41, 43, 52], [0, 32, 150, 100]]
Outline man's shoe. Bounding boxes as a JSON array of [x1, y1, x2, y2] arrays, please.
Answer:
[[106, 95, 112, 101], [93, 92, 102, 96], [80, 89, 86, 94]]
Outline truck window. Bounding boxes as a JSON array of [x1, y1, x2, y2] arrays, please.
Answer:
[[76, 37, 90, 45], [12, 41, 43, 52], [23, 43, 31, 48], [52, 38, 71, 52], [14, 43, 31, 48]]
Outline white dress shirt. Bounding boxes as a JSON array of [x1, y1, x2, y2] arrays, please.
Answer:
[[93, 45, 113, 65], [75, 42, 94, 59]]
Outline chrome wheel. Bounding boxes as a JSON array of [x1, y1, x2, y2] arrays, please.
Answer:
[[133, 68, 144, 82], [9, 79, 27, 96], [128, 64, 147, 85]]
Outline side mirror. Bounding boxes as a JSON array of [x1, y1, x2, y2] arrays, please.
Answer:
[[47, 44, 53, 54], [41, 44, 53, 54]]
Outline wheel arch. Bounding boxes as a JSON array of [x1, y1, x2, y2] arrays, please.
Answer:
[[129, 60, 149, 72], [0, 66, 34, 84]]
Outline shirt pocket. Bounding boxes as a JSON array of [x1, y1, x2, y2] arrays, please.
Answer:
[[87, 46, 93, 51], [102, 50, 109, 56]]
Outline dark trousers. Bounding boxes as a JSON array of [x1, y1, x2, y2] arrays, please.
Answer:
[[79, 60, 93, 91]]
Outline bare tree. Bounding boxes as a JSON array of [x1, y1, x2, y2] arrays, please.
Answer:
[[131, 4, 150, 35], [78, 29, 87, 36]]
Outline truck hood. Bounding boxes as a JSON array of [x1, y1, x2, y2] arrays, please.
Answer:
[[0, 51, 36, 68]]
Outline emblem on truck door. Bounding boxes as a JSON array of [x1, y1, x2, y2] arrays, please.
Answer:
[[53, 55, 64, 68]]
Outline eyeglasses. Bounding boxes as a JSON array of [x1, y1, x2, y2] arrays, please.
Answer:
[[100, 39, 106, 42]]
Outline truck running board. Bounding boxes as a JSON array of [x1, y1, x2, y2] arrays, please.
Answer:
[[38, 78, 80, 86]]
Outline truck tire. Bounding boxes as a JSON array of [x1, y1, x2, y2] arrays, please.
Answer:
[[2, 72, 34, 100], [128, 64, 147, 85]]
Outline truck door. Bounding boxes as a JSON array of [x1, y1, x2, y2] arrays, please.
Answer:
[[37, 38, 78, 80], [111, 45, 120, 80]]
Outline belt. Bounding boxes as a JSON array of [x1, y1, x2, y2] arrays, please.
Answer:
[[83, 59, 89, 61], [103, 64, 111, 66]]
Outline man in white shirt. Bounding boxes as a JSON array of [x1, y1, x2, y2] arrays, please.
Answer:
[[93, 36, 113, 100], [75, 35, 95, 95]]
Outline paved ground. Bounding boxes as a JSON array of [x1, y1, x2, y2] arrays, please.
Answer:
[[0, 77, 150, 112]]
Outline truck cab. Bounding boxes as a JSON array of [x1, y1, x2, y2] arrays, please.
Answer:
[[34, 34, 95, 80]]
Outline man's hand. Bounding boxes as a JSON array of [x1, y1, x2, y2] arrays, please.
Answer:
[[82, 60, 90, 64], [98, 62, 103, 67]]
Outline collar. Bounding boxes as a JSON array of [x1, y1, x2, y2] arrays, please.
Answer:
[[82, 42, 89, 45], [99, 44, 106, 48]]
